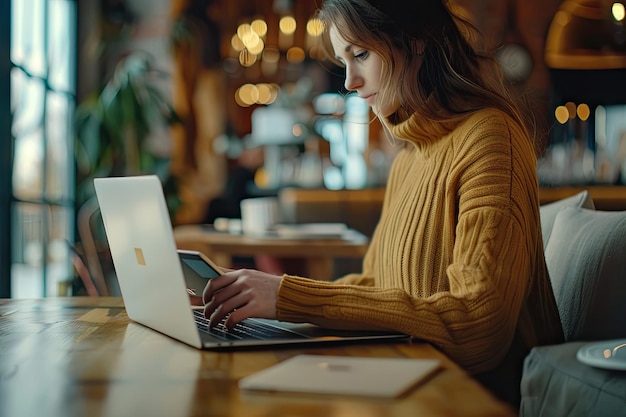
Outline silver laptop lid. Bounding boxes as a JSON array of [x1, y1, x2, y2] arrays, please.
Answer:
[[94, 175, 203, 348]]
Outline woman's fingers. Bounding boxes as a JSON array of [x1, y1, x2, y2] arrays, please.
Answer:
[[201, 269, 282, 328], [208, 291, 253, 328], [204, 279, 249, 326], [223, 297, 264, 328], [202, 272, 237, 305]]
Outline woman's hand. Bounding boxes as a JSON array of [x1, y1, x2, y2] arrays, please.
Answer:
[[202, 269, 282, 328]]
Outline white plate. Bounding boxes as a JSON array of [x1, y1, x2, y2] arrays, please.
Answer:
[[576, 339, 626, 371]]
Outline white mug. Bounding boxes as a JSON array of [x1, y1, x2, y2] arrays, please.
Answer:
[[240, 197, 280, 235]]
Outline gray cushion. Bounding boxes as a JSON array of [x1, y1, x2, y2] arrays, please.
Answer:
[[539, 190, 595, 249], [545, 207, 626, 341], [520, 342, 626, 417]]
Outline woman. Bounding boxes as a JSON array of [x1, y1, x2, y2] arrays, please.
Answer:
[[200, 0, 563, 407]]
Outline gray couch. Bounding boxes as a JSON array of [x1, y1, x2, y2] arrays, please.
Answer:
[[520, 191, 626, 416]]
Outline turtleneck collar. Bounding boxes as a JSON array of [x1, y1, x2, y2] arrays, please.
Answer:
[[382, 107, 462, 150]]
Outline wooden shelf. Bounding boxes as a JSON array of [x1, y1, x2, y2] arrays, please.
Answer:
[[539, 185, 626, 210], [277, 187, 626, 235], [545, 52, 626, 70]]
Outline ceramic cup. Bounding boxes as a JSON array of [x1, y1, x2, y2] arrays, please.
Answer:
[[240, 197, 280, 235]]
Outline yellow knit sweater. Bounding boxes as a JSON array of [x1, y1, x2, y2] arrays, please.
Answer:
[[276, 108, 563, 374]]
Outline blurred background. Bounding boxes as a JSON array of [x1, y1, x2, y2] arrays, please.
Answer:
[[2, 0, 626, 298]]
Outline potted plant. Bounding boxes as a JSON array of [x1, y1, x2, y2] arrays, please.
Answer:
[[75, 51, 180, 205]]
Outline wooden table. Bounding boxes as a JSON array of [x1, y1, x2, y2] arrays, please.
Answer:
[[0, 297, 515, 417], [174, 225, 370, 281]]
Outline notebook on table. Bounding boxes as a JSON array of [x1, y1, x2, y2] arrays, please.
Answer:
[[239, 354, 441, 398], [93, 175, 410, 350]]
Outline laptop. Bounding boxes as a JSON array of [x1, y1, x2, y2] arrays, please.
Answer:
[[93, 175, 410, 350]]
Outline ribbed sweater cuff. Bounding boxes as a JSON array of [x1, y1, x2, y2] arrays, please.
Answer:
[[276, 275, 330, 322]]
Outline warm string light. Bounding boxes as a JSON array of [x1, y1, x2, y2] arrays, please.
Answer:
[[235, 83, 280, 107], [612, 2, 625, 22], [230, 15, 324, 107], [577, 103, 591, 121], [555, 105, 570, 124], [555, 102, 590, 124], [554, 102, 592, 149]]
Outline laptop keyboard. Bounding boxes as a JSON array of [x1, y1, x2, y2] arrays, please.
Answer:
[[193, 309, 302, 340]]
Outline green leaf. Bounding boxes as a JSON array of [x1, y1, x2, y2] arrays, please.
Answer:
[[74, 51, 181, 210]]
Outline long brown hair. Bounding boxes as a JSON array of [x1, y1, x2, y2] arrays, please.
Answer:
[[318, 0, 536, 150]]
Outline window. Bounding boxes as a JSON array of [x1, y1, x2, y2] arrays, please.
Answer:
[[10, 0, 76, 297]]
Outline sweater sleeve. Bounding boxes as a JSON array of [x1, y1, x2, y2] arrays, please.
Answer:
[[277, 112, 544, 373], [277, 215, 528, 373]]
